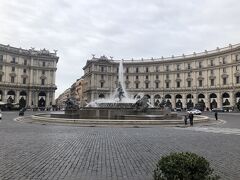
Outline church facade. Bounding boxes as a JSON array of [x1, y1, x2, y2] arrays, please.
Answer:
[[0, 44, 58, 109], [83, 44, 240, 110]]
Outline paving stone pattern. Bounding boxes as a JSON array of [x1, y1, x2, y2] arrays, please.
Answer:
[[0, 112, 240, 180]]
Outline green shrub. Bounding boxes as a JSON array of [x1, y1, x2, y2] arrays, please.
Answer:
[[153, 152, 220, 180]]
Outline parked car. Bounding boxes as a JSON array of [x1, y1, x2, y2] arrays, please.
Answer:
[[175, 108, 182, 112], [211, 108, 224, 112], [187, 109, 202, 115]]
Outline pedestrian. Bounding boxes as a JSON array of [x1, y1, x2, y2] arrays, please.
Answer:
[[184, 115, 188, 125], [189, 112, 194, 126], [215, 111, 218, 120]]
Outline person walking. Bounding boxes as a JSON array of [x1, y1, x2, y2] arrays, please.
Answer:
[[215, 111, 218, 120], [184, 115, 188, 126], [189, 112, 194, 126]]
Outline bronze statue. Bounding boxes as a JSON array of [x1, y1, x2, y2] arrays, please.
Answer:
[[65, 97, 79, 110], [117, 82, 125, 101], [133, 95, 149, 112]]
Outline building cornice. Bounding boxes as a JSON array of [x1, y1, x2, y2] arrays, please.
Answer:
[[83, 43, 240, 67], [0, 44, 59, 61]]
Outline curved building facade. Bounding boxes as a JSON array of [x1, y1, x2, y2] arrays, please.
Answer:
[[0, 44, 58, 109], [83, 44, 240, 110]]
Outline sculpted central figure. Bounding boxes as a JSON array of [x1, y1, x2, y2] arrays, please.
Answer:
[[117, 82, 125, 101]]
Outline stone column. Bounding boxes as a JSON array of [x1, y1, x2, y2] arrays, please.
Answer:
[[150, 94, 154, 106], [182, 93, 186, 109], [15, 90, 20, 103], [46, 92, 50, 106], [3, 89, 7, 102], [230, 91, 235, 107], [28, 90, 32, 107], [205, 93, 210, 110], [172, 94, 176, 109], [217, 92, 222, 108]]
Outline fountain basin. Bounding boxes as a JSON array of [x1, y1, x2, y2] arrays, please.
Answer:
[[51, 107, 178, 120]]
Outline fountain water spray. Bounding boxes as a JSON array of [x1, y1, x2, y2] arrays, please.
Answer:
[[86, 58, 136, 107]]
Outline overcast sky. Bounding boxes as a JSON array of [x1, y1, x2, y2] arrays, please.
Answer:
[[1, 0, 240, 97]]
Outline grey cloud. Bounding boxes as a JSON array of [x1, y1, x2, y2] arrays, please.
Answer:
[[1, 0, 240, 97]]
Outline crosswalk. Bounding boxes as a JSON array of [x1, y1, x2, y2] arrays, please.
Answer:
[[182, 127, 240, 136]]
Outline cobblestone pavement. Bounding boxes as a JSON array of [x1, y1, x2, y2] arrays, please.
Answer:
[[1, 111, 240, 180]]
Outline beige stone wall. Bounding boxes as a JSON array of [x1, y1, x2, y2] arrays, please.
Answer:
[[0, 44, 58, 108], [83, 45, 240, 110]]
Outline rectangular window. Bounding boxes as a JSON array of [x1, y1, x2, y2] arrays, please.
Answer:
[[199, 71, 202, 76], [12, 57, 16, 63], [146, 75, 148, 79], [199, 80, 202, 87], [188, 72, 191, 77], [187, 81, 191, 87], [24, 59, 27, 65], [166, 82, 169, 88], [23, 78, 26, 84], [223, 77, 227, 85], [156, 66, 159, 72], [210, 60, 214, 66], [136, 83, 139, 89], [177, 73, 180, 78], [156, 75, 159, 79], [177, 64, 180, 70], [23, 69, 26, 73], [43, 62, 45, 67], [188, 63, 191, 69], [42, 70, 45, 75], [12, 67, 15, 72], [166, 65, 169, 71], [236, 76, 240, 84], [126, 75, 129, 80], [211, 79, 214, 86], [41, 79, 45, 85], [101, 66, 104, 72], [0, 55, 3, 61], [146, 67, 148, 72], [155, 82, 159, 88], [223, 68, 226, 73], [126, 68, 129, 73], [136, 75, 138, 80], [177, 81, 180, 88], [236, 54, 239, 61], [222, 57, 226, 64], [0, 75, 2, 82], [199, 62, 202, 68], [236, 66, 239, 71], [145, 83, 149, 89], [136, 67, 138, 73], [11, 76, 14, 83], [166, 74, 169, 79], [101, 74, 104, 79], [211, 70, 214, 74]]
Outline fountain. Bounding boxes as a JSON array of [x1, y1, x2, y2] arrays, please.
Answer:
[[60, 59, 178, 121]]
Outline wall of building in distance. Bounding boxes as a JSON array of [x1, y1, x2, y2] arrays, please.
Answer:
[[0, 44, 58, 109], [82, 44, 240, 111]]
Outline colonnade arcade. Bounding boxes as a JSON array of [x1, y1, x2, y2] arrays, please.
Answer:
[[97, 91, 240, 110], [0, 89, 54, 108], [149, 91, 240, 110]]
